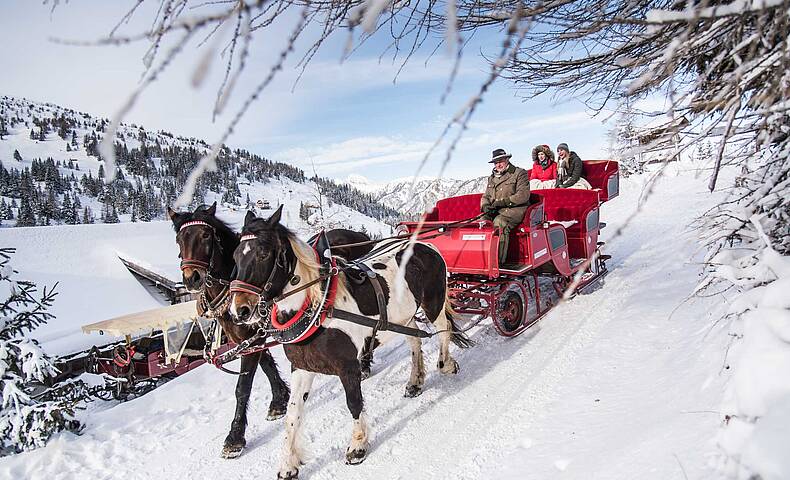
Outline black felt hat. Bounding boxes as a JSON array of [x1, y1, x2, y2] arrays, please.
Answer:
[[489, 148, 512, 163]]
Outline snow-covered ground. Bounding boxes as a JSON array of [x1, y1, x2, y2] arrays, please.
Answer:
[[0, 163, 734, 479]]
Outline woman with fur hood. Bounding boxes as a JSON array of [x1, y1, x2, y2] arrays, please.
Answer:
[[529, 145, 558, 190]]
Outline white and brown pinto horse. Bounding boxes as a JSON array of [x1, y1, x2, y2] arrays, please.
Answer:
[[229, 206, 471, 479]]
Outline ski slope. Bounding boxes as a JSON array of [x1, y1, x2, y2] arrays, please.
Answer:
[[0, 164, 733, 480]]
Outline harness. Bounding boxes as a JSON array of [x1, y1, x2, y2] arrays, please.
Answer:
[[230, 233, 341, 344], [179, 220, 271, 375]]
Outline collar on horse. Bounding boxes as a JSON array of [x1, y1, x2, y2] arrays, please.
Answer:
[[229, 231, 340, 344]]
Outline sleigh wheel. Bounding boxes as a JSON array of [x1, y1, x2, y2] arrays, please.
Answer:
[[493, 283, 527, 337]]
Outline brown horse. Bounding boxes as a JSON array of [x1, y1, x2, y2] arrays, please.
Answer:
[[168, 202, 376, 459], [229, 206, 471, 479]]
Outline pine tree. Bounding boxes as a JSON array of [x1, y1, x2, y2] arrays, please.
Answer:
[[13, 150, 22, 162], [82, 206, 94, 224], [16, 197, 36, 227], [0, 248, 97, 455], [61, 193, 77, 225]]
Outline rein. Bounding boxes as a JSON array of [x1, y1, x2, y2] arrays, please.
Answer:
[[229, 235, 340, 344], [179, 219, 265, 375], [325, 211, 489, 252]]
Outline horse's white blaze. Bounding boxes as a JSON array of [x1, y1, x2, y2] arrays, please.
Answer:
[[241, 243, 251, 256]]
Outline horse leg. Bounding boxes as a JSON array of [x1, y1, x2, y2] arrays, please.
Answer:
[[434, 309, 460, 375], [359, 336, 379, 380], [259, 350, 290, 420], [222, 352, 259, 459], [404, 335, 426, 397], [339, 364, 369, 465], [278, 369, 316, 480]]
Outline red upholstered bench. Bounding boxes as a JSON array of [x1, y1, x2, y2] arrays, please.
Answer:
[[427, 193, 484, 221], [583, 160, 619, 201], [536, 189, 600, 258]]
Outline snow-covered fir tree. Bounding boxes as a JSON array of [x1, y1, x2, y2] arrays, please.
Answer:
[[0, 248, 97, 455]]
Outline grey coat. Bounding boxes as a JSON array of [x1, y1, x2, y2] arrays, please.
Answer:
[[480, 164, 531, 224]]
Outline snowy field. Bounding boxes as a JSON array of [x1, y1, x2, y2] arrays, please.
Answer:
[[0, 163, 734, 480]]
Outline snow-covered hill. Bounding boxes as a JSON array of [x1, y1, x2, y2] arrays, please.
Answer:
[[0, 162, 740, 479], [371, 176, 488, 216], [0, 95, 395, 234], [345, 173, 489, 216]]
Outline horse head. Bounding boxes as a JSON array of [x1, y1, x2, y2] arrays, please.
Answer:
[[229, 206, 299, 324], [168, 201, 232, 293]]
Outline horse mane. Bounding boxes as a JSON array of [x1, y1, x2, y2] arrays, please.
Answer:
[[245, 219, 350, 308]]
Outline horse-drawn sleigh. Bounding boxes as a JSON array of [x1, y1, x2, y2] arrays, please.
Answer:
[[81, 159, 618, 478]]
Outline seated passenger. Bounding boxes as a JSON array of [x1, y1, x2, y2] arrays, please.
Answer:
[[480, 148, 530, 265], [555, 143, 592, 189], [529, 144, 557, 190]]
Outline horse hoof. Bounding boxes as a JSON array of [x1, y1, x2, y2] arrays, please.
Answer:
[[221, 443, 244, 459], [361, 368, 371, 380], [267, 405, 287, 421], [440, 359, 459, 375], [345, 447, 368, 465], [404, 385, 423, 398], [277, 468, 298, 479]]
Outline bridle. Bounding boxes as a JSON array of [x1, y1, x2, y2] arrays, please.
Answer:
[[178, 220, 230, 289], [229, 233, 340, 344], [229, 234, 338, 321], [229, 234, 297, 303]]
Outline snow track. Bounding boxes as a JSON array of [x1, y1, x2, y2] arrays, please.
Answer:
[[1, 167, 732, 480]]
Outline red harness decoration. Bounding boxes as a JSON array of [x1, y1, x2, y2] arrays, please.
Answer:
[[269, 256, 339, 344]]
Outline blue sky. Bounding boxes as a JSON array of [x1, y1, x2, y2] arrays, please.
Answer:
[[0, 1, 612, 182]]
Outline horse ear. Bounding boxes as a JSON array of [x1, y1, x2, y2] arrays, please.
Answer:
[[206, 201, 217, 216], [244, 210, 256, 227], [167, 206, 179, 222], [267, 204, 284, 226]]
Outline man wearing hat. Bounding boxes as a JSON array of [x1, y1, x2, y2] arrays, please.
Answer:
[[480, 148, 531, 265]]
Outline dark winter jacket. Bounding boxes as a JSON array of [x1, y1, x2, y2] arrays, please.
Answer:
[[480, 163, 531, 225], [556, 151, 584, 188]]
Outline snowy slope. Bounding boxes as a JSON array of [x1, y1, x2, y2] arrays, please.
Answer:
[[0, 163, 735, 479], [0, 95, 395, 232]]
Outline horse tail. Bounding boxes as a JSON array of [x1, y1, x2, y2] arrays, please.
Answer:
[[444, 294, 474, 348]]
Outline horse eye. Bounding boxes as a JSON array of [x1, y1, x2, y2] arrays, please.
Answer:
[[201, 231, 211, 239]]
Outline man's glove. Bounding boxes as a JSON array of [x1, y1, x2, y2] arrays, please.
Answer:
[[492, 199, 508, 208], [482, 205, 498, 215]]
